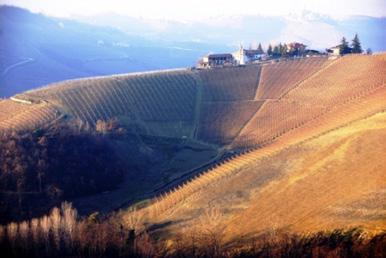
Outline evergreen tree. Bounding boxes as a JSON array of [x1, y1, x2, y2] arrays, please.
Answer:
[[273, 45, 280, 58], [267, 44, 273, 56], [257, 43, 264, 54], [278, 43, 283, 56], [281, 43, 288, 57], [351, 34, 362, 53], [339, 37, 351, 55]]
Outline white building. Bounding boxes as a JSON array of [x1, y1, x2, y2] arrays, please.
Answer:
[[232, 45, 265, 65], [197, 53, 235, 68], [327, 45, 341, 56]]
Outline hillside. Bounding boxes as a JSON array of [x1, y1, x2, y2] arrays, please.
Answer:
[[0, 6, 224, 97], [0, 54, 385, 253], [116, 54, 385, 242], [137, 98, 386, 242]]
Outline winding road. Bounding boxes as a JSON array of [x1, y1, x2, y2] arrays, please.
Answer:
[[1, 58, 34, 77]]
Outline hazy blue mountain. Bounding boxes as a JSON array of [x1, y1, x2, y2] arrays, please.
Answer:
[[0, 6, 230, 97], [75, 13, 286, 47], [76, 11, 386, 51]]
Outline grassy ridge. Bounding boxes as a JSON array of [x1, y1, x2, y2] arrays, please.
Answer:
[[19, 70, 199, 124], [2, 55, 386, 146]]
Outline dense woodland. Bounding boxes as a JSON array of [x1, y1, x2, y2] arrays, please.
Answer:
[[0, 121, 126, 223]]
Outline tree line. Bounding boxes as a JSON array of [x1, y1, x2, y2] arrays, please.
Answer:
[[250, 42, 308, 58], [250, 33, 368, 58], [338, 34, 366, 55], [0, 202, 385, 257]]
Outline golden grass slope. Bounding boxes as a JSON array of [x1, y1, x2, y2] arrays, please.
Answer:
[[0, 99, 59, 133], [20, 70, 199, 124], [225, 110, 386, 239], [1, 54, 385, 144], [233, 54, 386, 148], [197, 100, 265, 144], [255, 56, 330, 100], [136, 101, 386, 242], [199, 64, 261, 101], [126, 54, 386, 240]]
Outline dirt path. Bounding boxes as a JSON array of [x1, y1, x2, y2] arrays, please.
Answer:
[[2, 58, 34, 77]]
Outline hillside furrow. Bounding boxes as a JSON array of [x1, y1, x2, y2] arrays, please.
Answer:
[[135, 83, 386, 219]]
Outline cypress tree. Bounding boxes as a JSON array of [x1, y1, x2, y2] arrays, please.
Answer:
[[278, 43, 283, 56], [267, 44, 273, 56], [351, 34, 363, 53], [281, 43, 288, 57], [339, 37, 351, 55], [273, 45, 280, 58], [257, 43, 264, 54]]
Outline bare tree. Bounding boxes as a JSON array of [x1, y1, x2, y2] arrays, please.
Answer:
[[30, 218, 40, 242], [61, 202, 78, 246], [0, 225, 4, 242], [198, 206, 225, 257], [18, 221, 29, 241], [6, 222, 18, 243], [50, 207, 62, 247], [40, 215, 52, 244], [123, 207, 144, 233]]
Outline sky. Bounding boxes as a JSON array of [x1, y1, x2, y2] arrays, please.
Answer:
[[1, 0, 386, 20]]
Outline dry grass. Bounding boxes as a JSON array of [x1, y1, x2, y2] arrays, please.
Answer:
[[1, 54, 386, 256], [199, 65, 261, 101], [198, 100, 264, 144], [15, 70, 200, 131], [224, 111, 386, 239], [233, 54, 386, 148], [120, 54, 386, 243], [255, 56, 330, 100], [137, 106, 386, 243], [0, 100, 59, 132]]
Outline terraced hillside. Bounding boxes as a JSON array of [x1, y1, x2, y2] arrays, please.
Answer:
[[0, 99, 59, 133], [233, 54, 386, 148], [255, 56, 331, 99], [136, 97, 386, 242], [198, 64, 261, 101], [120, 55, 386, 243], [1, 54, 386, 249], [2, 55, 386, 146], [197, 100, 264, 144], [13, 69, 200, 138]]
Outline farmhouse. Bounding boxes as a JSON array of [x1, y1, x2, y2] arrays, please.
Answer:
[[197, 53, 235, 68], [327, 45, 341, 56], [232, 45, 265, 65]]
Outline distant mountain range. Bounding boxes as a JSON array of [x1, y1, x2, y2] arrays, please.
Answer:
[[0, 6, 229, 97], [75, 10, 386, 51], [1, 6, 385, 97]]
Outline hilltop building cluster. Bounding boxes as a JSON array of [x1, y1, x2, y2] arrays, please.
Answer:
[[197, 42, 310, 68], [198, 34, 366, 69]]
